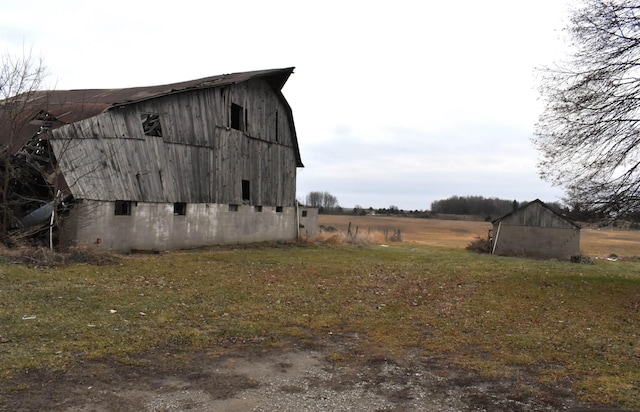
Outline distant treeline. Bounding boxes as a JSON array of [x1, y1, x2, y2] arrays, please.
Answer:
[[430, 196, 521, 218], [304, 190, 576, 221], [430, 196, 570, 220]]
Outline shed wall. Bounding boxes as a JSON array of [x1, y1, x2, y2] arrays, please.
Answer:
[[492, 225, 580, 259]]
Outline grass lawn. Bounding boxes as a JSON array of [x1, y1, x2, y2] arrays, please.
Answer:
[[0, 218, 639, 408]]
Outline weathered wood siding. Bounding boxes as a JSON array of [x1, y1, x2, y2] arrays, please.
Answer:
[[497, 202, 576, 229], [492, 201, 580, 259], [491, 226, 580, 259], [50, 78, 298, 206]]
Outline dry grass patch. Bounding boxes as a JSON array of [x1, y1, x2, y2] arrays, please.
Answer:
[[580, 228, 640, 258], [0, 246, 121, 267], [0, 242, 639, 408], [320, 214, 640, 259], [318, 214, 491, 247], [304, 228, 390, 246]]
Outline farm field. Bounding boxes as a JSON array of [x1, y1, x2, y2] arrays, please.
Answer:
[[0, 218, 639, 410], [319, 214, 640, 258], [318, 214, 492, 247]]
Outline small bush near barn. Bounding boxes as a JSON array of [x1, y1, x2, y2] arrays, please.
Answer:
[[466, 236, 491, 253]]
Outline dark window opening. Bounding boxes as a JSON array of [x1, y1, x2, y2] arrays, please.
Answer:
[[242, 180, 250, 203], [230, 103, 245, 131], [229, 204, 238, 212], [302, 210, 308, 217], [141, 113, 163, 137], [115, 200, 132, 216], [255, 205, 263, 212], [276, 206, 283, 213], [174, 202, 187, 216]]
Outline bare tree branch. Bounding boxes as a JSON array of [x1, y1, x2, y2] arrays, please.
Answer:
[[0, 48, 49, 244], [534, 0, 640, 216]]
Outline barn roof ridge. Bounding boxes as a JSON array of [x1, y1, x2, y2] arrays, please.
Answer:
[[24, 67, 294, 115]]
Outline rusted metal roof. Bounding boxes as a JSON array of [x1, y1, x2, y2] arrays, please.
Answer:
[[0, 67, 295, 153]]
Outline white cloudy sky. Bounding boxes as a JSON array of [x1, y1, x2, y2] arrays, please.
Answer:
[[0, 0, 574, 210]]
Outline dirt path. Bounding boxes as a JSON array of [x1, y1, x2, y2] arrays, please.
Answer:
[[1, 339, 609, 412]]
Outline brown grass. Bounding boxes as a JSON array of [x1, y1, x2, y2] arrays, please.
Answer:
[[0, 245, 121, 267], [319, 215, 491, 248], [580, 228, 640, 258], [319, 215, 640, 258]]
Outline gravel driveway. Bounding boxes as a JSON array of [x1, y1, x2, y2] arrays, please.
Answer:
[[2, 339, 617, 412]]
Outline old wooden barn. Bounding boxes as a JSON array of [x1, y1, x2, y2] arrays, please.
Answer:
[[491, 199, 580, 259], [0, 67, 317, 251]]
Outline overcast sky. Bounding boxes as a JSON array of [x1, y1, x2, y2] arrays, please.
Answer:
[[0, 0, 573, 210]]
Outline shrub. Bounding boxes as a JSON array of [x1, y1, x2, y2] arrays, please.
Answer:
[[466, 236, 491, 253]]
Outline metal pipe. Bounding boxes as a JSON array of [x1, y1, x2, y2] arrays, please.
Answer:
[[491, 221, 502, 254], [296, 201, 300, 239]]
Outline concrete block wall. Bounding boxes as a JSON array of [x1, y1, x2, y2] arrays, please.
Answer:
[[298, 207, 318, 237], [64, 200, 298, 252]]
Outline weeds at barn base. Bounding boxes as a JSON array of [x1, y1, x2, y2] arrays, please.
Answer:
[[0, 245, 121, 267]]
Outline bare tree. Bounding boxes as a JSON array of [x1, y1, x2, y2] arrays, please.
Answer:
[[321, 191, 338, 210], [534, 0, 640, 216], [0, 50, 137, 250], [305, 191, 323, 208], [0, 48, 49, 244], [305, 191, 339, 212]]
